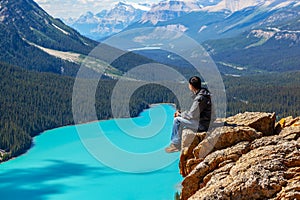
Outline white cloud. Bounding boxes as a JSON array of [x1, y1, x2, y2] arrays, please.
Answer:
[[34, 0, 160, 19]]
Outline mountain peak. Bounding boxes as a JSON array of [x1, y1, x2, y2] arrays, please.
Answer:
[[114, 1, 152, 11], [71, 1, 151, 40], [141, 0, 204, 25], [68, 0, 300, 42], [0, 0, 97, 75], [150, 0, 203, 12]]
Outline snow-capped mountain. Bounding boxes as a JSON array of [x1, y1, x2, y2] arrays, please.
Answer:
[[201, 0, 266, 12], [126, 0, 300, 75], [68, 2, 152, 40], [201, 0, 299, 12], [129, 0, 299, 40], [140, 0, 204, 24], [66, 0, 300, 46]]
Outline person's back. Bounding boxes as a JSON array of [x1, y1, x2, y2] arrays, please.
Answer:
[[165, 76, 212, 153], [197, 88, 212, 132]]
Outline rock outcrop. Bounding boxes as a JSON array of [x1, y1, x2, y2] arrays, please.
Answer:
[[179, 112, 300, 200]]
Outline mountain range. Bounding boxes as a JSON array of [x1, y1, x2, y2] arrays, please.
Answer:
[[66, 2, 152, 41], [65, 0, 300, 75], [1, 0, 299, 77], [0, 0, 98, 75], [0, 0, 299, 163], [67, 0, 300, 41]]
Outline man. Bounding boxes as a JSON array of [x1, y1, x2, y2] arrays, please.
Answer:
[[165, 76, 212, 153]]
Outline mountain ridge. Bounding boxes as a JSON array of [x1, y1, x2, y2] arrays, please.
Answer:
[[68, 2, 151, 40], [66, 0, 299, 40], [0, 0, 98, 75], [124, 0, 300, 75]]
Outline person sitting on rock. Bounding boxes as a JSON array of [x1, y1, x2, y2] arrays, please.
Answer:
[[165, 76, 212, 153]]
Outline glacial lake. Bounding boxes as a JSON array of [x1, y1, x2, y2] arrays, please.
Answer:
[[0, 104, 182, 200]]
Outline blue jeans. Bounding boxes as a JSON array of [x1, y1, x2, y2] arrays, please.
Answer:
[[171, 117, 199, 146]]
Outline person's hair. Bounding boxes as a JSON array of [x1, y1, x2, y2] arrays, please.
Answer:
[[189, 76, 202, 90]]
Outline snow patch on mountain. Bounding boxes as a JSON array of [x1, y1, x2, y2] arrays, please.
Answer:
[[148, 0, 202, 12], [198, 25, 208, 33], [270, 1, 294, 11], [70, 1, 150, 40], [294, 1, 300, 7], [203, 0, 268, 12], [141, 0, 203, 24], [76, 11, 100, 24], [52, 23, 70, 35], [124, 2, 152, 11], [250, 29, 277, 39], [202, 0, 226, 12], [246, 29, 277, 48], [274, 31, 300, 42], [166, 24, 188, 32]]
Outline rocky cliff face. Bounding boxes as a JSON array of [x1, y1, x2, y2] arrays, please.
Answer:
[[179, 112, 300, 200]]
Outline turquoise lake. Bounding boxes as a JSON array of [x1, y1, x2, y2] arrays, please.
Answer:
[[0, 104, 182, 200]]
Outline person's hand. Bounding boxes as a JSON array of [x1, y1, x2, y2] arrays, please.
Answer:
[[174, 110, 181, 118]]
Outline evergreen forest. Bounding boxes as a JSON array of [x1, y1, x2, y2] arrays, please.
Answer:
[[0, 61, 299, 161]]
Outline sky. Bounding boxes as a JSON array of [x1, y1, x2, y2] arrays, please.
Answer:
[[34, 0, 161, 19]]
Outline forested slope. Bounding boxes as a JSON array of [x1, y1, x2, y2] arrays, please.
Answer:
[[0, 61, 299, 161]]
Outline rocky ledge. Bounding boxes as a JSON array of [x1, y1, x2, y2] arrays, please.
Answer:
[[179, 112, 300, 200]]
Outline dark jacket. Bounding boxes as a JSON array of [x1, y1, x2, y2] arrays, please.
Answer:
[[181, 88, 212, 131]]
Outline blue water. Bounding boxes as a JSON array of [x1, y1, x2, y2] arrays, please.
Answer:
[[0, 104, 182, 200]]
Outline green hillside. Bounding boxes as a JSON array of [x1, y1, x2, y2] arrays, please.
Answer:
[[0, 0, 98, 75], [1, 60, 299, 161], [0, 62, 178, 160]]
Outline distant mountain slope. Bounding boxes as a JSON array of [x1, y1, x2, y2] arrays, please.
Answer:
[[205, 30, 300, 75], [129, 0, 299, 41], [204, 3, 300, 75], [124, 0, 300, 75], [69, 2, 151, 41], [0, 0, 98, 75], [67, 0, 300, 42], [140, 0, 203, 25]]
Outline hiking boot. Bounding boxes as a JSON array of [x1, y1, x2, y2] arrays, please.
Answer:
[[165, 143, 181, 153]]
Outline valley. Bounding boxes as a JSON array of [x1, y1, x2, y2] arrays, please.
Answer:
[[0, 0, 299, 167]]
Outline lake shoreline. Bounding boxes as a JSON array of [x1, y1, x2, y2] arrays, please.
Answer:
[[0, 103, 176, 164], [0, 104, 182, 200]]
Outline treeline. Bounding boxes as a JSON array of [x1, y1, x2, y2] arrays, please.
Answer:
[[0, 61, 299, 161], [0, 62, 75, 158], [204, 32, 300, 74], [0, 62, 179, 160], [224, 72, 300, 119]]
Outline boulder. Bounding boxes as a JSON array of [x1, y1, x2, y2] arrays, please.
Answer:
[[188, 138, 300, 200], [275, 116, 300, 133], [225, 112, 276, 136], [180, 129, 206, 177], [193, 126, 262, 159], [179, 112, 300, 200]]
